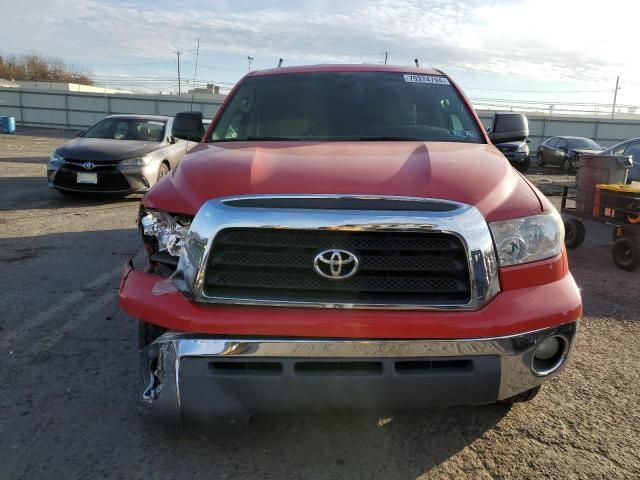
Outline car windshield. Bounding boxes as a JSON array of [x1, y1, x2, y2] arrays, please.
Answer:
[[210, 72, 483, 143], [567, 138, 602, 150], [83, 118, 165, 141]]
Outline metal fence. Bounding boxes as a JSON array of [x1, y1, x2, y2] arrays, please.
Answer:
[[0, 87, 224, 130], [2, 87, 640, 150], [476, 112, 640, 150]]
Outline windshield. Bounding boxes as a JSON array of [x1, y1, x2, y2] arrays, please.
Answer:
[[83, 118, 166, 141], [210, 72, 483, 143], [567, 138, 602, 150]]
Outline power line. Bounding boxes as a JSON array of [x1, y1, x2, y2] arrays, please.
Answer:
[[463, 86, 613, 93]]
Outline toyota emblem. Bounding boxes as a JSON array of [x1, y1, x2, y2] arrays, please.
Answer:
[[313, 249, 359, 280], [82, 161, 96, 170]]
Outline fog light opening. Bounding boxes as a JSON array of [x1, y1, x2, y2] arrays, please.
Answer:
[[531, 335, 568, 376]]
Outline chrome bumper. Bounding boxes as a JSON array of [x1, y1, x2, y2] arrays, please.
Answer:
[[140, 322, 577, 427]]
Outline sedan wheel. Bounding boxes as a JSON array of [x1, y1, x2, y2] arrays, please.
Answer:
[[562, 158, 574, 174]]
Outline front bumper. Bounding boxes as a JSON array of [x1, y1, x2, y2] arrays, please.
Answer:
[[141, 322, 577, 428], [504, 152, 530, 163], [47, 161, 160, 194]]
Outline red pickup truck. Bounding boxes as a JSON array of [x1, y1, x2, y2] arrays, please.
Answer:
[[119, 64, 581, 430]]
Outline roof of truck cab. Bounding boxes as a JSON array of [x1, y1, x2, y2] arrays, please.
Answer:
[[249, 64, 445, 77]]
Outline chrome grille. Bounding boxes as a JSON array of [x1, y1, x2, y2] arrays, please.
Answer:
[[203, 228, 471, 305]]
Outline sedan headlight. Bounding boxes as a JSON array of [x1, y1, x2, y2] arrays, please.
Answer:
[[140, 211, 192, 257], [48, 152, 65, 166], [489, 210, 564, 266], [119, 154, 152, 167], [517, 143, 529, 153]]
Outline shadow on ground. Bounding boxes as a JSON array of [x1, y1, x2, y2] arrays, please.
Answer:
[[0, 175, 142, 212]]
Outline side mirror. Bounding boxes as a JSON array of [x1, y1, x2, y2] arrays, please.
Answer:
[[167, 135, 176, 144], [525, 138, 531, 144], [489, 112, 528, 144], [172, 111, 204, 142]]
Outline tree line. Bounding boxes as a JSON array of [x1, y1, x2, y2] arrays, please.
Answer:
[[0, 54, 93, 85]]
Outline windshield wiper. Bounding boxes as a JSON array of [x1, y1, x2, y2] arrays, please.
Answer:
[[244, 136, 307, 141], [212, 136, 307, 142], [356, 136, 426, 141]]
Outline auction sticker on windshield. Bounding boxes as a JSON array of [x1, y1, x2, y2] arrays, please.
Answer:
[[403, 74, 450, 85]]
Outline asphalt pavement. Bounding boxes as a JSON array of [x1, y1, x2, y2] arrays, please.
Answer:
[[1, 129, 639, 480]]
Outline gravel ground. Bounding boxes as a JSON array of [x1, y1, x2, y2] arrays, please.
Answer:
[[0, 129, 639, 480]]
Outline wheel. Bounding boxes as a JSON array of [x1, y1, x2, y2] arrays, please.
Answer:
[[157, 161, 170, 181], [138, 320, 167, 350], [537, 152, 545, 166], [516, 157, 531, 174], [564, 218, 586, 249], [562, 157, 575, 174], [612, 237, 640, 271], [500, 386, 541, 404]]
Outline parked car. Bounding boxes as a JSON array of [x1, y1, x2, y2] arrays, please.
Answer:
[[47, 114, 197, 194], [118, 65, 581, 432], [600, 137, 640, 182], [536, 136, 603, 173], [496, 139, 530, 173]]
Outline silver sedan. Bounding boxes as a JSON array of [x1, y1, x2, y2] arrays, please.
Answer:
[[47, 114, 194, 194]]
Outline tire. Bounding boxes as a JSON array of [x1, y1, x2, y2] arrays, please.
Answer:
[[612, 237, 640, 271], [500, 386, 541, 404], [564, 218, 586, 249], [157, 161, 170, 181], [562, 157, 575, 174], [516, 157, 531, 174], [537, 152, 545, 166], [138, 320, 167, 350]]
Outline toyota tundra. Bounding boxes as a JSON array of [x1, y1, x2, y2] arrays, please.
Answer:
[[118, 64, 581, 430]]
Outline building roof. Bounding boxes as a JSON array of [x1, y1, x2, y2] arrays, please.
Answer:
[[0, 78, 20, 88]]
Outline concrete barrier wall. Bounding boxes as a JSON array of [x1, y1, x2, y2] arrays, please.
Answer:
[[476, 112, 640, 150], [0, 87, 224, 130], [2, 87, 640, 150]]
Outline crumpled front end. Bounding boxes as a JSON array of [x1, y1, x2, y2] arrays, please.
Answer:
[[138, 323, 577, 430]]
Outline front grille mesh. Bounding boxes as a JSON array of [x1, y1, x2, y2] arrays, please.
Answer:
[[54, 163, 130, 191], [203, 228, 471, 305]]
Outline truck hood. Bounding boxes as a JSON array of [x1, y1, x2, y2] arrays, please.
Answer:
[[144, 141, 543, 221], [56, 138, 160, 162]]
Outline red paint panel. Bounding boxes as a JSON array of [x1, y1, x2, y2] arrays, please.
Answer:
[[143, 141, 541, 222], [119, 265, 581, 340]]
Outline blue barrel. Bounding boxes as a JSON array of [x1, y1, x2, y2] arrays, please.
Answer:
[[1, 116, 16, 133]]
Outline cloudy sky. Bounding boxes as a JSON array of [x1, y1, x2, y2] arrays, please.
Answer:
[[3, 0, 640, 110]]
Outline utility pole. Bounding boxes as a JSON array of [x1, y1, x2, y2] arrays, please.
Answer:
[[384, 51, 388, 65], [176, 50, 181, 96], [247, 56, 254, 71], [612, 75, 620, 119], [190, 38, 200, 109]]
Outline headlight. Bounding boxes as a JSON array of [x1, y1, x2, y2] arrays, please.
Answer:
[[119, 154, 152, 167], [489, 210, 564, 266], [48, 152, 64, 166], [140, 211, 192, 257], [517, 143, 529, 153]]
